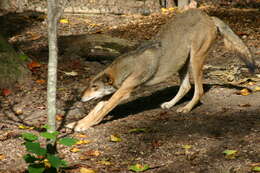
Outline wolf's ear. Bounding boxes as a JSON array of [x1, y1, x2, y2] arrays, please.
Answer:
[[102, 74, 113, 85]]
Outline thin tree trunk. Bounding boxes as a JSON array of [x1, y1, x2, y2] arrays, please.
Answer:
[[178, 0, 189, 8], [47, 0, 59, 132]]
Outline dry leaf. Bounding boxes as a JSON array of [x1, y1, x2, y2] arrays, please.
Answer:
[[70, 147, 80, 152], [60, 19, 69, 24], [76, 134, 88, 138], [254, 86, 260, 91], [63, 71, 78, 76], [84, 150, 101, 157], [29, 33, 41, 41], [182, 145, 192, 149], [110, 134, 122, 142], [223, 149, 238, 159], [56, 114, 64, 121], [43, 159, 51, 168], [2, 89, 11, 96], [28, 61, 41, 70], [98, 160, 112, 165], [36, 79, 46, 84], [0, 154, 5, 160], [89, 23, 98, 27], [76, 140, 91, 145], [236, 88, 250, 96], [14, 108, 23, 115], [79, 155, 88, 160], [161, 8, 168, 13], [238, 103, 251, 107], [80, 168, 96, 173], [247, 81, 256, 86], [18, 125, 34, 130]]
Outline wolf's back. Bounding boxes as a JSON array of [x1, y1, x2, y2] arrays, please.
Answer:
[[212, 16, 256, 72]]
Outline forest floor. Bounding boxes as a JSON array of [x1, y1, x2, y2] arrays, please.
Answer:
[[0, 3, 260, 173]]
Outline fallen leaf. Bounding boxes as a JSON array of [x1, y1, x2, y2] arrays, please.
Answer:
[[60, 19, 69, 24], [43, 159, 51, 168], [235, 88, 250, 96], [84, 150, 101, 157], [128, 128, 147, 133], [79, 155, 88, 160], [76, 134, 88, 138], [28, 61, 41, 70], [236, 31, 248, 36], [161, 8, 168, 13], [2, 89, 11, 96], [18, 125, 34, 130], [251, 163, 260, 167], [182, 145, 192, 149], [223, 149, 238, 159], [80, 168, 96, 173], [98, 160, 112, 165], [29, 33, 41, 41], [129, 164, 150, 172], [70, 147, 80, 152], [238, 103, 251, 107], [36, 79, 45, 84], [254, 86, 260, 91], [247, 81, 256, 86], [110, 134, 122, 142], [89, 23, 98, 27], [14, 108, 23, 115], [63, 71, 78, 76], [56, 114, 64, 121], [76, 140, 91, 145], [0, 154, 5, 160], [252, 166, 260, 172]]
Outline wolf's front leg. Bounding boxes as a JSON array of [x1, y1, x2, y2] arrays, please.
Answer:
[[66, 101, 107, 131], [66, 77, 136, 131]]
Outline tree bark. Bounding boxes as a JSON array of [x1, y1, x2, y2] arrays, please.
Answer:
[[178, 0, 189, 8], [0, 34, 30, 89], [47, 0, 60, 132]]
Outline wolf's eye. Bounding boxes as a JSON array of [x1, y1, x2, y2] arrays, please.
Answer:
[[92, 85, 98, 91]]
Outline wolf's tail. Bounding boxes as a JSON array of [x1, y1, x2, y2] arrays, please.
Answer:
[[211, 16, 256, 73]]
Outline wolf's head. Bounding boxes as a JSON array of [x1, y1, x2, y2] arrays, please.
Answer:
[[81, 73, 116, 102]]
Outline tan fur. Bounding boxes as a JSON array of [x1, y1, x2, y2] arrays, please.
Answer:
[[66, 9, 255, 131]]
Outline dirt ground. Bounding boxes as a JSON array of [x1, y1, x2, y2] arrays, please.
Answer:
[[0, 4, 260, 173]]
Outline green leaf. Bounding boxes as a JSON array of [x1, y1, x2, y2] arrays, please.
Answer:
[[25, 141, 46, 156], [59, 137, 78, 146], [128, 128, 147, 133], [18, 53, 29, 61], [22, 133, 38, 141], [23, 154, 39, 163], [28, 163, 45, 173], [223, 150, 237, 156], [61, 160, 68, 167], [252, 166, 260, 172], [40, 131, 59, 140], [129, 164, 150, 172], [110, 135, 122, 142], [182, 145, 192, 149], [47, 154, 63, 168], [42, 125, 51, 130]]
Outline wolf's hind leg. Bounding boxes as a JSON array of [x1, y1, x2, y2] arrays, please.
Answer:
[[161, 64, 191, 109], [176, 50, 209, 113], [176, 54, 204, 113]]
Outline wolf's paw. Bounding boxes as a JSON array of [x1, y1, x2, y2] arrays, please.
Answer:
[[161, 102, 173, 109], [176, 106, 191, 113], [66, 121, 91, 132]]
